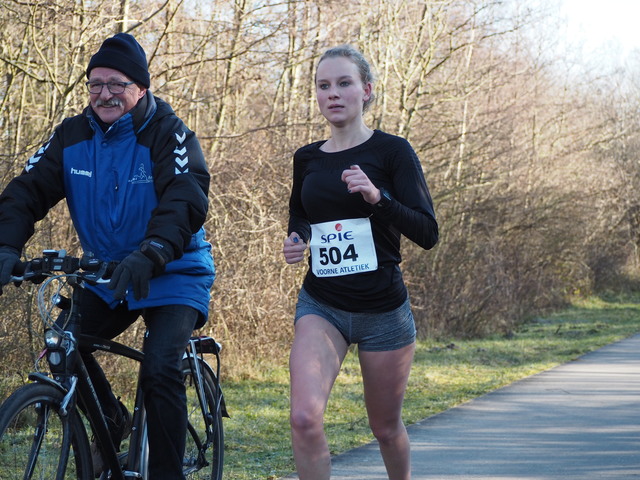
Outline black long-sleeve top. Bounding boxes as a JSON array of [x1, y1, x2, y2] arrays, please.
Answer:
[[287, 130, 438, 312]]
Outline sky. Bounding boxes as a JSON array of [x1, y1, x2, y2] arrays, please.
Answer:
[[561, 0, 640, 63]]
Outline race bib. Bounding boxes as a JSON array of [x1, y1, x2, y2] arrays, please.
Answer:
[[310, 218, 378, 277]]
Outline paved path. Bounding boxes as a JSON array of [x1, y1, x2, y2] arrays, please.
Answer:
[[281, 334, 640, 479]]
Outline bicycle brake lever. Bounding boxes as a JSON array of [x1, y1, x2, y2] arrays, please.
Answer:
[[82, 262, 110, 285]]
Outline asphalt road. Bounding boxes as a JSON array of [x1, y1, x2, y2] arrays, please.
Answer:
[[281, 333, 640, 479]]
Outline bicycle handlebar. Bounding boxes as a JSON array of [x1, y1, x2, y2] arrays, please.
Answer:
[[10, 249, 117, 285]]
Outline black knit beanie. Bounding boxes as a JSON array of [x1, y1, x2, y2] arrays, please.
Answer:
[[87, 33, 150, 88]]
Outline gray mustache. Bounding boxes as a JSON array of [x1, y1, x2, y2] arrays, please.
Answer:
[[95, 98, 123, 108]]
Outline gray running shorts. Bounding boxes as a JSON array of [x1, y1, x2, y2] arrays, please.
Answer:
[[294, 287, 416, 352]]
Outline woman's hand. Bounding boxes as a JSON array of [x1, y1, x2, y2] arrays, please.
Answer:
[[341, 165, 380, 204], [283, 232, 307, 264]]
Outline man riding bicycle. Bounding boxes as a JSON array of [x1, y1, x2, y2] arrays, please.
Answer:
[[0, 33, 215, 480]]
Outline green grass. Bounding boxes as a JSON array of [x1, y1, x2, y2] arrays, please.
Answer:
[[3, 295, 635, 479], [221, 294, 640, 479]]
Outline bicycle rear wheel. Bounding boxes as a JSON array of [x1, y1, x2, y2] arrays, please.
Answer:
[[0, 382, 93, 479], [182, 357, 224, 480]]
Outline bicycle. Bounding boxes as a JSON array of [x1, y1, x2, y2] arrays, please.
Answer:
[[0, 249, 228, 479]]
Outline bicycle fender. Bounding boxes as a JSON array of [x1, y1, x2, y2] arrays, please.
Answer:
[[183, 355, 229, 418], [28, 372, 68, 393]]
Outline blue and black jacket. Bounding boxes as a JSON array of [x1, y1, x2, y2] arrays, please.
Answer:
[[0, 92, 215, 325]]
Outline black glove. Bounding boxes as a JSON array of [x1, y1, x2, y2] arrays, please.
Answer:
[[0, 246, 21, 296], [108, 239, 173, 301]]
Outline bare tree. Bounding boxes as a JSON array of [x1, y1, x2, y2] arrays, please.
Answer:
[[0, 0, 636, 379]]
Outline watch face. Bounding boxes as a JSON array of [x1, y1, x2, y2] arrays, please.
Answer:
[[376, 189, 391, 207]]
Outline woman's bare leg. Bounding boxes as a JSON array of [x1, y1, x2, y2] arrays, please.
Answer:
[[359, 342, 415, 480], [289, 314, 349, 480]]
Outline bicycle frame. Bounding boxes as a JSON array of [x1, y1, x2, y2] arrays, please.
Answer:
[[80, 334, 226, 478]]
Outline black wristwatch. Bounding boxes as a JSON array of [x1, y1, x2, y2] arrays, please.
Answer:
[[374, 187, 393, 209]]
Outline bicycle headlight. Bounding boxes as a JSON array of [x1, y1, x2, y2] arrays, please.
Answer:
[[44, 329, 62, 348]]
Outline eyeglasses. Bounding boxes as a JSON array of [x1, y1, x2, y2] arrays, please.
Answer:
[[85, 81, 135, 94]]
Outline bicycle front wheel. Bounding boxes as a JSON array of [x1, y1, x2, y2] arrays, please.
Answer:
[[0, 382, 93, 479], [182, 357, 224, 480]]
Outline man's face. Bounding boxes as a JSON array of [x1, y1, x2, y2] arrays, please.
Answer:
[[88, 67, 146, 124]]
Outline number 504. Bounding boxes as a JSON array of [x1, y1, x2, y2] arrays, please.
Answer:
[[318, 244, 359, 266]]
